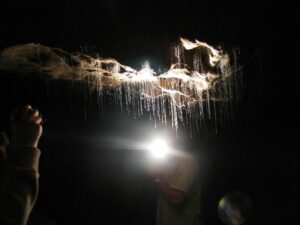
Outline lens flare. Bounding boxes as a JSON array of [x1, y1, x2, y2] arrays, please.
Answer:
[[147, 139, 171, 159]]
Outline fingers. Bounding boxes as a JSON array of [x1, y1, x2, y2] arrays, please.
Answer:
[[10, 105, 31, 122], [10, 105, 42, 124], [9, 105, 43, 147], [19, 105, 33, 122], [28, 108, 42, 124]]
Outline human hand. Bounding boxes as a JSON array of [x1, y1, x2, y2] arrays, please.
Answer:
[[10, 105, 43, 148]]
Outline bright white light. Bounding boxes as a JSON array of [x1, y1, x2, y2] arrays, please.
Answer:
[[147, 138, 171, 159]]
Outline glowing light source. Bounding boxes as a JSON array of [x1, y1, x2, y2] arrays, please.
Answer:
[[147, 138, 171, 159]]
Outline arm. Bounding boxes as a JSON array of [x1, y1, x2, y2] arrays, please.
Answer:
[[0, 146, 41, 225], [0, 105, 43, 225]]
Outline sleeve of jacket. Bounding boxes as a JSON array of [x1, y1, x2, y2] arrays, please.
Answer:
[[0, 146, 41, 225]]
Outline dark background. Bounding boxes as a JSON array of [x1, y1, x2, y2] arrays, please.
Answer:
[[0, 1, 298, 225]]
